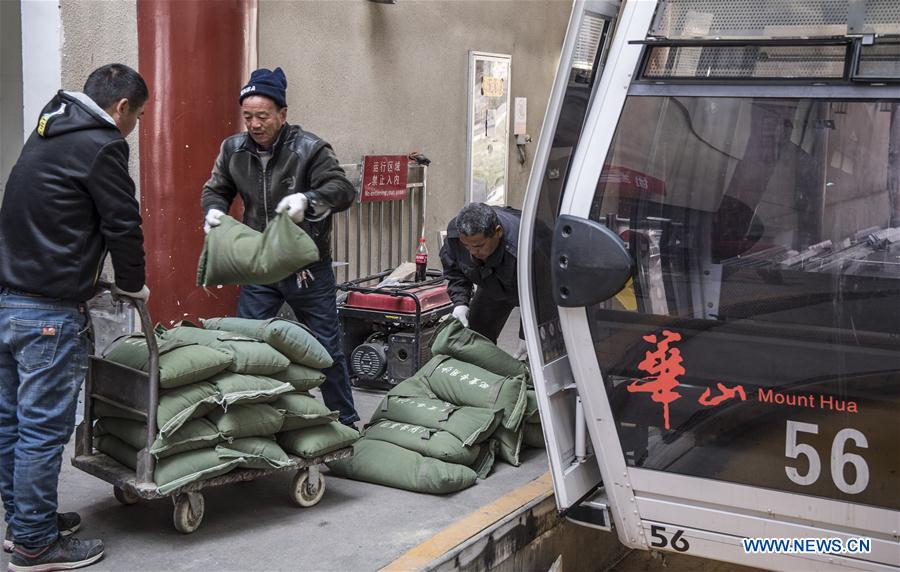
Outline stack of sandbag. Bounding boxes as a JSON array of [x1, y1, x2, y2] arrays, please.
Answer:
[[200, 318, 360, 463], [336, 390, 504, 493], [411, 354, 530, 466], [329, 318, 531, 494], [431, 317, 544, 459], [93, 318, 357, 495]]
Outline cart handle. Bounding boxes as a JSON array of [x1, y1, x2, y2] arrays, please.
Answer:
[[96, 280, 160, 457]]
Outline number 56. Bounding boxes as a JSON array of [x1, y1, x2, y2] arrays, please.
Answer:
[[785, 421, 869, 494]]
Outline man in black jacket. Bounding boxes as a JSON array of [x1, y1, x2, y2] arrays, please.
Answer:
[[0, 63, 149, 571], [440, 203, 526, 356], [200, 67, 359, 426]]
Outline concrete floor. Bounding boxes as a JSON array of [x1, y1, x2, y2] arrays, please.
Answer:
[[2, 310, 552, 572]]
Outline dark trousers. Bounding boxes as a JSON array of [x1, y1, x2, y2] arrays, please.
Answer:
[[468, 289, 518, 344], [236, 259, 359, 424]]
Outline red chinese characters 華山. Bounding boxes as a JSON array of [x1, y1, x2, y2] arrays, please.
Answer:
[[627, 330, 745, 429]]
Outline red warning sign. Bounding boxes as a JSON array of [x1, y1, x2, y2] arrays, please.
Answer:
[[360, 155, 409, 202]]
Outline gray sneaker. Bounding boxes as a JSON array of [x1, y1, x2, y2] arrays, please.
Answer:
[[3, 513, 81, 554], [8, 535, 103, 572]]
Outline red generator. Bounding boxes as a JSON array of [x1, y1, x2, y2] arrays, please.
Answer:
[[337, 270, 452, 389]]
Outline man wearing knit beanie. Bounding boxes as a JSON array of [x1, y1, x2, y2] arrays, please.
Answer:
[[239, 67, 287, 109], [200, 67, 360, 427]]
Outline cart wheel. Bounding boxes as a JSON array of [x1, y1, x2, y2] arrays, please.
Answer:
[[113, 486, 139, 506], [173, 492, 204, 534], [291, 470, 325, 507]]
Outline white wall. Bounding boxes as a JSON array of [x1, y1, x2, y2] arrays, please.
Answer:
[[259, 0, 571, 255], [0, 0, 24, 200], [21, 0, 62, 142], [60, 0, 140, 180]]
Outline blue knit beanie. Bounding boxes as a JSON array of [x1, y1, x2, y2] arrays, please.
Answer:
[[239, 67, 287, 108]]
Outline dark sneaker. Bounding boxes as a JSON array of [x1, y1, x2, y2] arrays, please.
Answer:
[[8, 535, 103, 572], [340, 418, 361, 432], [3, 513, 81, 554]]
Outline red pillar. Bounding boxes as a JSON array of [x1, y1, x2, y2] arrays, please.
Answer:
[[137, 0, 255, 326]]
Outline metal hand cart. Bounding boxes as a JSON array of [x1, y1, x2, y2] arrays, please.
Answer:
[[71, 287, 352, 533]]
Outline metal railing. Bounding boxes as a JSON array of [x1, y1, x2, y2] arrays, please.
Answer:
[[331, 162, 427, 283]]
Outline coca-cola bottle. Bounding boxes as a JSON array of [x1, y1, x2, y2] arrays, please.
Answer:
[[415, 237, 428, 282]]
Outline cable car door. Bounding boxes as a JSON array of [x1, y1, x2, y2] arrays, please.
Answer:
[[518, 0, 619, 512], [537, 1, 900, 570]]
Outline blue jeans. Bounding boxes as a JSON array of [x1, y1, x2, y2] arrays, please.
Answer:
[[236, 260, 359, 425], [0, 289, 89, 548]]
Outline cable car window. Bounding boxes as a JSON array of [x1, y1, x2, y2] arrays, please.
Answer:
[[531, 13, 612, 364], [855, 41, 900, 80], [587, 96, 900, 509]]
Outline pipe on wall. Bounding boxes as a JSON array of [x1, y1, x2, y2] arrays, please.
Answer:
[[137, 0, 256, 326]]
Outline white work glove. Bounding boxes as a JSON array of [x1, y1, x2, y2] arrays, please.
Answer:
[[203, 209, 225, 234], [452, 305, 470, 328], [111, 284, 150, 302], [275, 193, 309, 223], [512, 339, 528, 360]]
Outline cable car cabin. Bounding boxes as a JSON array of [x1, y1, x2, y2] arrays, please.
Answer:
[[520, 1, 899, 570]]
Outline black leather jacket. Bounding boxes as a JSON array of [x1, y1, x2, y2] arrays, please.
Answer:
[[0, 91, 145, 301], [440, 206, 522, 308], [200, 123, 355, 261]]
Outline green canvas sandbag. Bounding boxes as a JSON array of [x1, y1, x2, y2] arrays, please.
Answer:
[[432, 317, 529, 379], [208, 403, 284, 439], [268, 363, 327, 392], [362, 420, 481, 466], [210, 372, 293, 407], [525, 390, 541, 424], [150, 418, 225, 459], [385, 374, 436, 400], [94, 434, 138, 470], [216, 437, 293, 469], [493, 425, 524, 466], [327, 439, 477, 495], [523, 423, 545, 449], [278, 421, 359, 459], [369, 396, 501, 446], [158, 382, 219, 439], [419, 356, 528, 431], [102, 334, 232, 389], [202, 317, 332, 369], [161, 325, 290, 375], [95, 418, 147, 451], [472, 439, 499, 479], [155, 448, 242, 495], [274, 393, 338, 431], [92, 400, 145, 422], [197, 212, 319, 286]]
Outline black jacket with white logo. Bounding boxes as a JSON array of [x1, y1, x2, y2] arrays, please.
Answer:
[[0, 91, 145, 301]]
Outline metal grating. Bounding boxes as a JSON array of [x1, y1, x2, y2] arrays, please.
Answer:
[[866, 2, 900, 36], [643, 45, 847, 79], [856, 42, 900, 78], [573, 13, 607, 71], [651, 0, 899, 39]]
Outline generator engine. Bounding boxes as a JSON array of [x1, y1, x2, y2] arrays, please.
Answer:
[[338, 271, 452, 389]]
